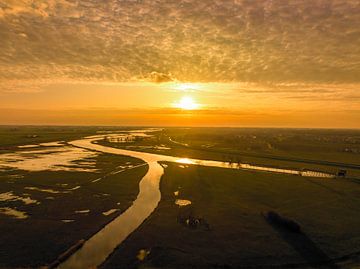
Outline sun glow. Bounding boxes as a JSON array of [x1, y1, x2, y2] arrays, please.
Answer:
[[174, 83, 201, 91], [174, 96, 200, 110]]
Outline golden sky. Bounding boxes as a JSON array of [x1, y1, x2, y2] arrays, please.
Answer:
[[0, 0, 359, 128]]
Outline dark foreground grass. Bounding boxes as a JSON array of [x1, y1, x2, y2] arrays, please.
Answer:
[[102, 162, 360, 269], [0, 153, 147, 268]]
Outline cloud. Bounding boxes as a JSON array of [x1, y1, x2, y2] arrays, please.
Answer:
[[0, 0, 360, 91], [141, 72, 175, 83]]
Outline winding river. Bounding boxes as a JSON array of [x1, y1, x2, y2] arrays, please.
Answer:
[[57, 133, 334, 268]]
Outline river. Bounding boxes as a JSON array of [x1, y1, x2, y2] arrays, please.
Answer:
[[57, 133, 334, 268]]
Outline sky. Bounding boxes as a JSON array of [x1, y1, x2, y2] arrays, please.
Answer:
[[0, 0, 359, 128]]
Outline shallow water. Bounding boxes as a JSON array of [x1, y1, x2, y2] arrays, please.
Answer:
[[175, 199, 192, 207], [75, 209, 90, 214], [0, 147, 99, 172], [62, 219, 75, 223], [102, 209, 119, 216], [25, 186, 68, 194], [0, 207, 28, 219], [39, 141, 65, 147], [17, 145, 38, 149], [0, 191, 39, 205]]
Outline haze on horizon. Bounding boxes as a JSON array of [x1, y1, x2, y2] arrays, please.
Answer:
[[0, 0, 359, 128]]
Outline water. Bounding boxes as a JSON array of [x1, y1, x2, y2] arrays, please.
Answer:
[[0, 147, 98, 172], [0, 191, 39, 205], [57, 159, 163, 269], [0, 207, 28, 219]]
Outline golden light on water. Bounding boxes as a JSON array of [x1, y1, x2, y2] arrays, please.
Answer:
[[174, 96, 200, 110], [175, 158, 195, 164]]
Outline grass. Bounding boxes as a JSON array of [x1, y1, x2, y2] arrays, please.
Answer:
[[163, 127, 360, 166], [102, 162, 360, 268]]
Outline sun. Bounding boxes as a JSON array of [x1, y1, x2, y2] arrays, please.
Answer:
[[174, 96, 199, 110]]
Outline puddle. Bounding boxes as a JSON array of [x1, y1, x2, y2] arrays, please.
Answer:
[[175, 199, 192, 207], [0, 146, 99, 172], [7, 174, 24, 179], [25, 186, 68, 194], [75, 210, 90, 214], [39, 141, 65, 147], [62, 219, 75, 223], [0, 191, 39, 205], [0, 207, 28, 219], [102, 209, 119, 216], [125, 146, 171, 151], [17, 145, 38, 149], [136, 249, 150, 261]]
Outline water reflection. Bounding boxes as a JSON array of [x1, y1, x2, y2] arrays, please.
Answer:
[[176, 158, 195, 165], [0, 147, 98, 172], [0, 207, 28, 219], [102, 209, 118, 216], [176, 158, 334, 178], [175, 199, 192, 207], [0, 191, 39, 205]]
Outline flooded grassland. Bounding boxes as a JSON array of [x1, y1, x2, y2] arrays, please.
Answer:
[[0, 142, 146, 268]]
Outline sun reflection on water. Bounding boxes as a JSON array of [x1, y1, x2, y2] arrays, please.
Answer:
[[175, 158, 195, 164]]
